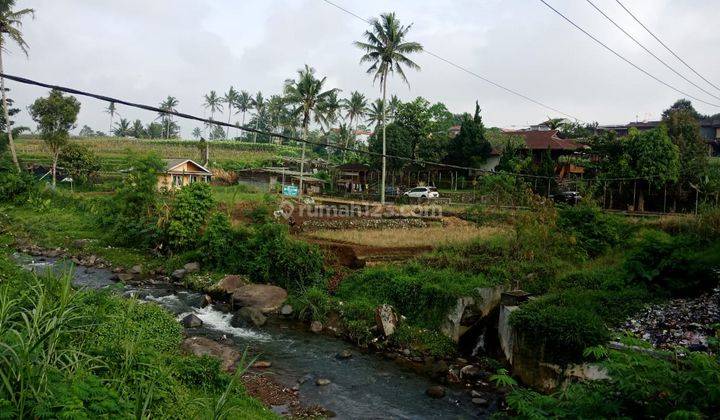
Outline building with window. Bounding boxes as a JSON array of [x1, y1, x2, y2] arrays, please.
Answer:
[[157, 159, 212, 191]]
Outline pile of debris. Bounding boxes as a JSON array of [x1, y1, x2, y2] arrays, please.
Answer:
[[621, 287, 719, 352]]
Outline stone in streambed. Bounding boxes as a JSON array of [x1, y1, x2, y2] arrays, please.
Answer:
[[336, 350, 353, 360], [181, 336, 240, 372], [171, 268, 187, 280], [116, 273, 134, 282], [232, 284, 287, 314], [280, 304, 294, 316], [375, 304, 398, 336], [472, 397, 489, 406], [181, 313, 203, 328], [426, 385, 445, 398], [252, 360, 272, 368], [316, 378, 331, 386], [184, 262, 200, 273], [310, 321, 323, 333], [233, 307, 267, 327]]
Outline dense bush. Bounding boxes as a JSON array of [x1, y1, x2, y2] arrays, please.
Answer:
[[57, 142, 101, 184], [625, 230, 720, 296], [556, 204, 626, 256], [158, 182, 215, 251], [506, 347, 720, 418], [0, 169, 37, 204]]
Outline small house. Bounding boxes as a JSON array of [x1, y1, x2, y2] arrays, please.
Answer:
[[335, 162, 371, 193], [158, 159, 212, 190]]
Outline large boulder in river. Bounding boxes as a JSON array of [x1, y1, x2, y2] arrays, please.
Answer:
[[184, 262, 200, 273], [232, 284, 287, 314], [210, 275, 248, 297], [231, 307, 267, 327], [181, 313, 203, 328], [375, 304, 399, 336], [181, 336, 240, 372]]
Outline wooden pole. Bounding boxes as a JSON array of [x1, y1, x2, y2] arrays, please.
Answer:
[[632, 180, 637, 212], [663, 185, 667, 213], [603, 181, 607, 209]]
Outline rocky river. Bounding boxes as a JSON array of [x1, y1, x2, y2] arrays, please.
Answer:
[[13, 253, 495, 419]]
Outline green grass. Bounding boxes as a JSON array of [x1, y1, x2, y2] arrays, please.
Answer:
[[210, 184, 277, 205], [0, 239, 276, 419]]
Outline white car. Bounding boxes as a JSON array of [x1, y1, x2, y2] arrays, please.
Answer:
[[403, 186, 439, 199]]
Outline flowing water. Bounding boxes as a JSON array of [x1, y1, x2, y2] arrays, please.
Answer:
[[14, 253, 491, 419]]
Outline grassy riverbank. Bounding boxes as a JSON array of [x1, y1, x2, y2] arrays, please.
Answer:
[[0, 236, 275, 419]]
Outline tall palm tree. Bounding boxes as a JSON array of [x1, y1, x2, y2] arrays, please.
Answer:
[[283, 65, 338, 194], [355, 12, 423, 204], [105, 102, 119, 135], [365, 99, 385, 128], [158, 96, 179, 139], [342, 91, 367, 160], [203, 90, 223, 138], [267, 94, 286, 143], [223, 86, 239, 139], [317, 90, 342, 132], [236, 90, 252, 139], [388, 94, 402, 121], [250, 91, 265, 143], [192, 127, 201, 140], [131, 119, 144, 138], [0, 0, 33, 171]]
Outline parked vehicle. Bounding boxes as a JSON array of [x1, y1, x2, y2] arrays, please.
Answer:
[[403, 186, 439, 199], [385, 185, 401, 196], [551, 190, 582, 205]]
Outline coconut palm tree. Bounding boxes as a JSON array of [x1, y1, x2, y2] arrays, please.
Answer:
[[223, 86, 239, 139], [317, 90, 342, 132], [203, 90, 223, 138], [267, 95, 286, 143], [388, 94, 402, 121], [355, 12, 423, 204], [113, 118, 131, 137], [342, 91, 367, 160], [236, 90, 252, 139], [192, 127, 201, 140], [0, 1, 33, 171], [105, 102, 120, 136], [131, 119, 144, 138], [158, 96, 179, 139], [365, 99, 385, 129], [283, 65, 338, 194], [250, 92, 265, 143]]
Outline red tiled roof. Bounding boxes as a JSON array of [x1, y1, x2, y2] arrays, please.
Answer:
[[504, 130, 580, 150]]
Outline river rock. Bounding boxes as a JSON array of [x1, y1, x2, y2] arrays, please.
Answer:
[[375, 304, 398, 336], [184, 262, 200, 273], [72, 239, 90, 248], [200, 294, 212, 308], [316, 378, 331, 386], [211, 275, 248, 296], [336, 350, 353, 360], [232, 284, 287, 313], [235, 307, 267, 327], [181, 313, 203, 328], [129, 265, 142, 275], [460, 364, 482, 380], [86, 255, 98, 266], [426, 385, 445, 398], [116, 273, 134, 282], [171, 268, 187, 280], [252, 360, 272, 368], [472, 398, 488, 406], [310, 321, 323, 333], [280, 304, 294, 316], [181, 336, 240, 372]]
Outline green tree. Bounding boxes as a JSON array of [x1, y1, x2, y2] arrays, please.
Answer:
[[661, 99, 702, 120], [78, 125, 94, 137], [342, 91, 367, 160], [0, 88, 25, 151], [365, 98, 385, 129], [445, 102, 491, 168], [250, 91, 265, 143], [368, 122, 413, 172], [0, 0, 34, 171], [113, 118, 131, 137], [192, 127, 201, 140], [158, 96, 179, 139], [355, 12, 423, 204], [203, 90, 223, 139], [267, 94, 286, 142], [105, 102, 119, 135], [58, 142, 100, 184], [145, 122, 164, 139], [284, 65, 338, 194], [130, 119, 144, 138], [388, 94, 402, 121], [663, 109, 708, 186], [222, 86, 239, 139], [28, 90, 81, 187], [236, 90, 252, 136], [626, 126, 680, 210]]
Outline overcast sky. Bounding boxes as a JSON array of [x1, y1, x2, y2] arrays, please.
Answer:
[[6, 0, 720, 137]]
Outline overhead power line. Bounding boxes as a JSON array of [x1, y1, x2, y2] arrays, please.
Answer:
[[585, 0, 720, 102], [615, 0, 720, 94], [0, 72, 654, 182], [319, 0, 588, 123], [538, 0, 720, 109]]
